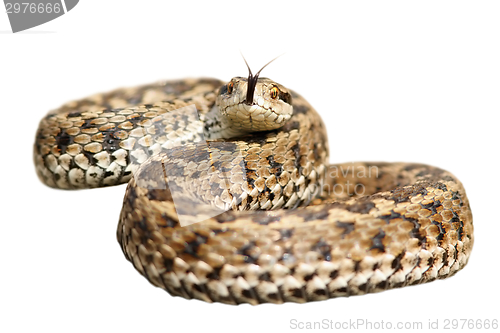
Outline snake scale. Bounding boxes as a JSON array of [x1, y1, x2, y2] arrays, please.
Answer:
[[34, 69, 473, 305]]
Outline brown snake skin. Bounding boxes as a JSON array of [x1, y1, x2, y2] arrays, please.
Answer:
[[34, 77, 474, 305]]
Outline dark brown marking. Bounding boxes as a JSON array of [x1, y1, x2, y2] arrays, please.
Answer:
[[370, 230, 386, 252], [336, 221, 355, 236]]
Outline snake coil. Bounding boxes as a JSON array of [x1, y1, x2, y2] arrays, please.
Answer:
[[34, 74, 473, 305]]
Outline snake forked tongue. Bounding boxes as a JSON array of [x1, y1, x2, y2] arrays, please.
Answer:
[[243, 55, 281, 105]]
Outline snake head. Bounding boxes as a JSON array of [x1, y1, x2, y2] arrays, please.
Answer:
[[216, 77, 293, 133]]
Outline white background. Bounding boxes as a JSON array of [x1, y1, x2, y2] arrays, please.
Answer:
[[1, 1, 499, 332]]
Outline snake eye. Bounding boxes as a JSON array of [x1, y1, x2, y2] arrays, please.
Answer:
[[227, 81, 234, 94], [270, 86, 279, 99]]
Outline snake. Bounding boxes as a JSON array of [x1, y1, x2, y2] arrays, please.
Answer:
[[33, 63, 474, 305]]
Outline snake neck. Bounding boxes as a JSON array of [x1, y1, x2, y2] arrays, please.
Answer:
[[202, 105, 252, 140]]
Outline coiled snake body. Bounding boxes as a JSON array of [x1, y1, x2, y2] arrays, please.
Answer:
[[34, 75, 473, 305]]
